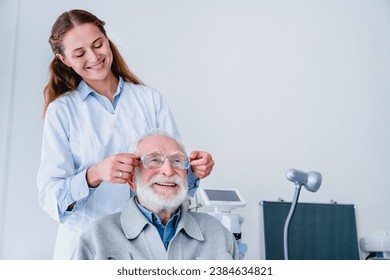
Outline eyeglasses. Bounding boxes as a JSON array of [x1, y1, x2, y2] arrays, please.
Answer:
[[140, 153, 190, 170]]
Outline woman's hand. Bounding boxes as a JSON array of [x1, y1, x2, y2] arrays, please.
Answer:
[[86, 153, 140, 188], [189, 151, 214, 179]]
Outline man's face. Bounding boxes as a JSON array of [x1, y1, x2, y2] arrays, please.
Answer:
[[133, 135, 188, 212]]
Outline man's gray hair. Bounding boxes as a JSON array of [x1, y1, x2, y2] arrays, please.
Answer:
[[129, 129, 187, 155]]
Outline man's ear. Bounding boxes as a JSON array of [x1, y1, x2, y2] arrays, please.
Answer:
[[56, 54, 71, 67], [128, 172, 136, 192]]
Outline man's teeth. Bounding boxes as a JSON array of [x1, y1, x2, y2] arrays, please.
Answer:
[[156, 183, 176, 187]]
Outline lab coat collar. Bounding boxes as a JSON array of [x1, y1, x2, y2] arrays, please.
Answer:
[[77, 76, 124, 101]]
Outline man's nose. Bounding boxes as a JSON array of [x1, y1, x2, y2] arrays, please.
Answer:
[[159, 158, 175, 176]]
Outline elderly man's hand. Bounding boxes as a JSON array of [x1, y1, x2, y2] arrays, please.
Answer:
[[189, 151, 214, 179]]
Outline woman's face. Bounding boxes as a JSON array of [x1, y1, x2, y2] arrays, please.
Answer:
[[57, 23, 113, 84]]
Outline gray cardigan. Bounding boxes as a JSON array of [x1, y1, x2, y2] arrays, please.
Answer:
[[72, 197, 239, 260]]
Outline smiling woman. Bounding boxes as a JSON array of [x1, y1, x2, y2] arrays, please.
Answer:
[[36, 9, 214, 259], [43, 9, 142, 113]]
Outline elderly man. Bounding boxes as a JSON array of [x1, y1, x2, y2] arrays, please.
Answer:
[[71, 131, 239, 259]]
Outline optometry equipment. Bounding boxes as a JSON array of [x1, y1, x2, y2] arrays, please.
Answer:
[[360, 230, 390, 260], [140, 153, 190, 169], [199, 187, 247, 259]]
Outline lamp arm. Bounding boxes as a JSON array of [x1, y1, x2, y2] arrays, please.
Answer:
[[283, 183, 302, 260]]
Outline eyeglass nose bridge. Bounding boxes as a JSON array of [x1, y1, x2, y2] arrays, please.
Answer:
[[160, 155, 173, 167], [161, 155, 190, 169]]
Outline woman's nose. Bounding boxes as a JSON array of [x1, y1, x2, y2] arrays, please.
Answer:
[[86, 49, 99, 62]]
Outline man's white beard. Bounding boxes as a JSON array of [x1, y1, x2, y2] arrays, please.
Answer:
[[135, 172, 188, 213]]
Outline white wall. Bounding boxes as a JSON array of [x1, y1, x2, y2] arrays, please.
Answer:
[[1, 0, 390, 259]]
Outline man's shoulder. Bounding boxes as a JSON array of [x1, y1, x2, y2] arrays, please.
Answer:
[[84, 212, 122, 236], [186, 211, 225, 227], [183, 211, 236, 244]]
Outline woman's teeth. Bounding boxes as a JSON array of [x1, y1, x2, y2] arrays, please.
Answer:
[[89, 62, 103, 69]]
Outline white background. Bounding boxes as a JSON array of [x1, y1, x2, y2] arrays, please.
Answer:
[[1, 0, 390, 259]]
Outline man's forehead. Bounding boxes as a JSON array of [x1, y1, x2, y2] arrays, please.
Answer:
[[137, 135, 183, 154]]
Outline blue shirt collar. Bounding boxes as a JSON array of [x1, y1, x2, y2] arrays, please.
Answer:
[[77, 76, 124, 101]]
